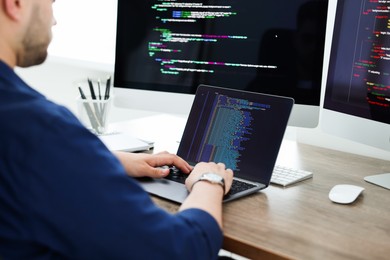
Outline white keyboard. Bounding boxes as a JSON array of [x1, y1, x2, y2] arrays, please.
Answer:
[[271, 165, 313, 187]]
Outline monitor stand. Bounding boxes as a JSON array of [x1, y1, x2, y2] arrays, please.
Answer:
[[364, 173, 390, 190]]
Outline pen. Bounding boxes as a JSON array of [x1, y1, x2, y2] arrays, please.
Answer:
[[87, 78, 97, 100], [78, 86, 101, 132], [97, 79, 102, 100], [97, 79, 103, 123], [87, 78, 102, 125], [78, 85, 87, 99], [104, 75, 111, 100]]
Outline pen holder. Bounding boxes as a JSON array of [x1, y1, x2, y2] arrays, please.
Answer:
[[76, 96, 112, 135]]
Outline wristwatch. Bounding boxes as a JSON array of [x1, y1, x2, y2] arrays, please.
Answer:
[[192, 173, 225, 194]]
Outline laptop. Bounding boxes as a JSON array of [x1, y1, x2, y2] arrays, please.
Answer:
[[137, 85, 294, 203], [99, 132, 152, 152]]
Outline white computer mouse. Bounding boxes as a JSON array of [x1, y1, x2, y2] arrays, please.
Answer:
[[328, 184, 365, 204]]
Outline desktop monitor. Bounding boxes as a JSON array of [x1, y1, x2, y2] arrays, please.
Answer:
[[114, 0, 329, 127], [322, 0, 390, 188]]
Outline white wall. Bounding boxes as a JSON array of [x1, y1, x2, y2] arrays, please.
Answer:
[[49, 0, 117, 65], [16, 0, 390, 162]]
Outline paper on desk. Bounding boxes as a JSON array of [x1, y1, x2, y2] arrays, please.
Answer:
[[98, 132, 152, 152]]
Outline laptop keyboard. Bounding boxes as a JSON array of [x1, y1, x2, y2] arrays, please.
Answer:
[[165, 167, 257, 196], [165, 167, 187, 184], [165, 164, 313, 196], [228, 179, 257, 195]]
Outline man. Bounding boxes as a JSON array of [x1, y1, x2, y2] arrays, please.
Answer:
[[0, 0, 234, 259]]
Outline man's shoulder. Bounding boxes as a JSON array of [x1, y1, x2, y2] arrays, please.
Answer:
[[0, 91, 82, 155]]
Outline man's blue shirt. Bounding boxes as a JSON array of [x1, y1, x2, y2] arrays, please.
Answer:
[[0, 61, 223, 259]]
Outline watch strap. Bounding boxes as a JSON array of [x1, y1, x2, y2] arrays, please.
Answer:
[[191, 172, 225, 194]]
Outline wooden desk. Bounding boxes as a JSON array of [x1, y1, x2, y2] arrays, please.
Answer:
[[152, 142, 390, 260], [111, 116, 390, 259]]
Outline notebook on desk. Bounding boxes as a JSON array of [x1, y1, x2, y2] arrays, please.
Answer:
[[137, 85, 294, 203]]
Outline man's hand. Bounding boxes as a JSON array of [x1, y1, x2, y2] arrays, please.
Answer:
[[180, 162, 234, 228], [185, 162, 233, 195], [113, 151, 192, 178]]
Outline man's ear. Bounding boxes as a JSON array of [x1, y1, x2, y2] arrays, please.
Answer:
[[3, 0, 23, 21]]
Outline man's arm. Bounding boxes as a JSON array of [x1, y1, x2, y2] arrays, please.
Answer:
[[115, 150, 233, 229], [181, 162, 233, 229], [113, 151, 192, 178]]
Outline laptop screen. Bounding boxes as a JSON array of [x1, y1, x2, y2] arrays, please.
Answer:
[[177, 85, 293, 184]]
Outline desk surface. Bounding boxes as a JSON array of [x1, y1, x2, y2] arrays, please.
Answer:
[[154, 142, 390, 260], [111, 116, 390, 260]]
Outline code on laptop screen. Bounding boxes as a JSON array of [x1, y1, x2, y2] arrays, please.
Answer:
[[177, 85, 293, 183]]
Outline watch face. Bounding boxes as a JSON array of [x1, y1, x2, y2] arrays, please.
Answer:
[[198, 173, 225, 193], [203, 173, 223, 182]]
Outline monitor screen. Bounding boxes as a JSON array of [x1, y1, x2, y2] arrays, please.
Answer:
[[322, 0, 390, 152], [114, 0, 329, 127]]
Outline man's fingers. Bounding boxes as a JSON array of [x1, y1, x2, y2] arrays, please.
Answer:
[[151, 154, 192, 173]]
